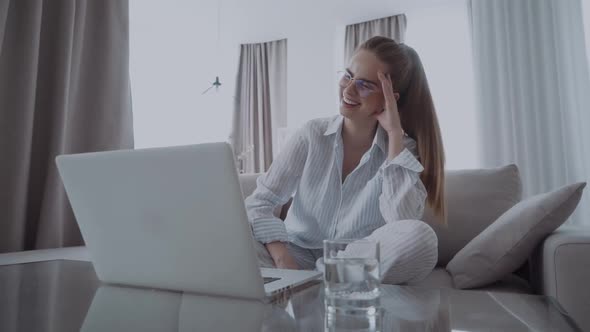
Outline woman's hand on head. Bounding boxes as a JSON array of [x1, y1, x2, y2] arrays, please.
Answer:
[[374, 72, 404, 136], [265, 242, 300, 270]]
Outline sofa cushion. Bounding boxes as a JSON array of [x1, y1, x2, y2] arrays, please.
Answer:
[[476, 274, 532, 294], [408, 268, 531, 294], [447, 182, 586, 289], [408, 267, 454, 288], [423, 164, 522, 266], [240, 165, 523, 267], [238, 174, 286, 218]]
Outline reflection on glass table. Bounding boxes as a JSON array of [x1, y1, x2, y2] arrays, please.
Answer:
[[80, 283, 449, 332], [0, 260, 581, 331], [81, 285, 267, 331]]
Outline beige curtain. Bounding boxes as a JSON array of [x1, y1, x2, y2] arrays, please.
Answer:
[[344, 14, 407, 64], [0, 0, 134, 253], [230, 39, 287, 173]]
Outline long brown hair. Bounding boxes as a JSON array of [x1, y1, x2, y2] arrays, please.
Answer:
[[358, 36, 446, 223]]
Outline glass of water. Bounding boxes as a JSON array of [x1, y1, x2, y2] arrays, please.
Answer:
[[325, 309, 382, 332], [323, 239, 380, 315]]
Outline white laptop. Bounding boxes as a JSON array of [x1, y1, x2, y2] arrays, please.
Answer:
[[55, 142, 320, 300]]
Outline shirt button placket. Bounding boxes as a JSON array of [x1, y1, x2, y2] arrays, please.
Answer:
[[331, 138, 343, 239], [330, 178, 342, 239], [331, 182, 344, 239]]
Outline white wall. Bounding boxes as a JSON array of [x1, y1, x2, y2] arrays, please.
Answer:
[[216, 0, 414, 130], [405, 1, 479, 169], [130, 0, 479, 169], [130, 0, 233, 148]]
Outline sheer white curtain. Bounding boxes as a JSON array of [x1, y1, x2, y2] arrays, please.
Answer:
[[470, 0, 590, 226]]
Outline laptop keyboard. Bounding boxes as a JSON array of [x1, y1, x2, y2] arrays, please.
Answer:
[[263, 277, 281, 284]]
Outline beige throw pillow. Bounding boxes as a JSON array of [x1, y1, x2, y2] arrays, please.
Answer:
[[424, 164, 523, 266], [447, 182, 586, 289]]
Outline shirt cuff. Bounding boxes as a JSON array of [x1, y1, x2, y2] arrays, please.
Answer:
[[250, 218, 289, 244], [380, 148, 424, 173]]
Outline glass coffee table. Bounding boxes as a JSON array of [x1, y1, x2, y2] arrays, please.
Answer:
[[0, 259, 581, 331]]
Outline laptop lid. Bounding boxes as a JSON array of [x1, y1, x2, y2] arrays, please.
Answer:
[[56, 143, 266, 299]]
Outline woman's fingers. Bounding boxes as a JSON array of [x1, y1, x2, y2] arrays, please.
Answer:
[[378, 72, 396, 106], [378, 71, 392, 87]]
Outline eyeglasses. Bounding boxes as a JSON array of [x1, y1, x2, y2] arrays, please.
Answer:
[[337, 71, 380, 98]]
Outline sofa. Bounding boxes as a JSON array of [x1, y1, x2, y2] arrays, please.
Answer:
[[238, 164, 590, 331]]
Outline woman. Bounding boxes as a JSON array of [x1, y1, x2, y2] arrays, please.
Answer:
[[245, 36, 445, 284]]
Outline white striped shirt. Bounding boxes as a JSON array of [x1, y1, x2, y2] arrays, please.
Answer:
[[245, 115, 427, 248]]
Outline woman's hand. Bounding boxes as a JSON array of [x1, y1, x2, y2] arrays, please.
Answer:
[[376, 71, 405, 160], [374, 72, 404, 136], [265, 242, 300, 270]]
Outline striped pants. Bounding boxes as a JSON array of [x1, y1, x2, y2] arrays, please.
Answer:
[[254, 219, 438, 284]]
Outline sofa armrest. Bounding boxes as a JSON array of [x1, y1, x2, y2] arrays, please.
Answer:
[[530, 227, 590, 331]]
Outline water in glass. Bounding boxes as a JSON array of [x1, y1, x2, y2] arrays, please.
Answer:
[[324, 256, 380, 314]]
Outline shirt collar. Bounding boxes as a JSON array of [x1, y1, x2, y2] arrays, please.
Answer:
[[323, 115, 388, 154], [323, 115, 343, 136], [373, 125, 388, 154]]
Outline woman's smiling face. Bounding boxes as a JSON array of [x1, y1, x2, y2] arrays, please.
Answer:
[[339, 49, 389, 121]]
